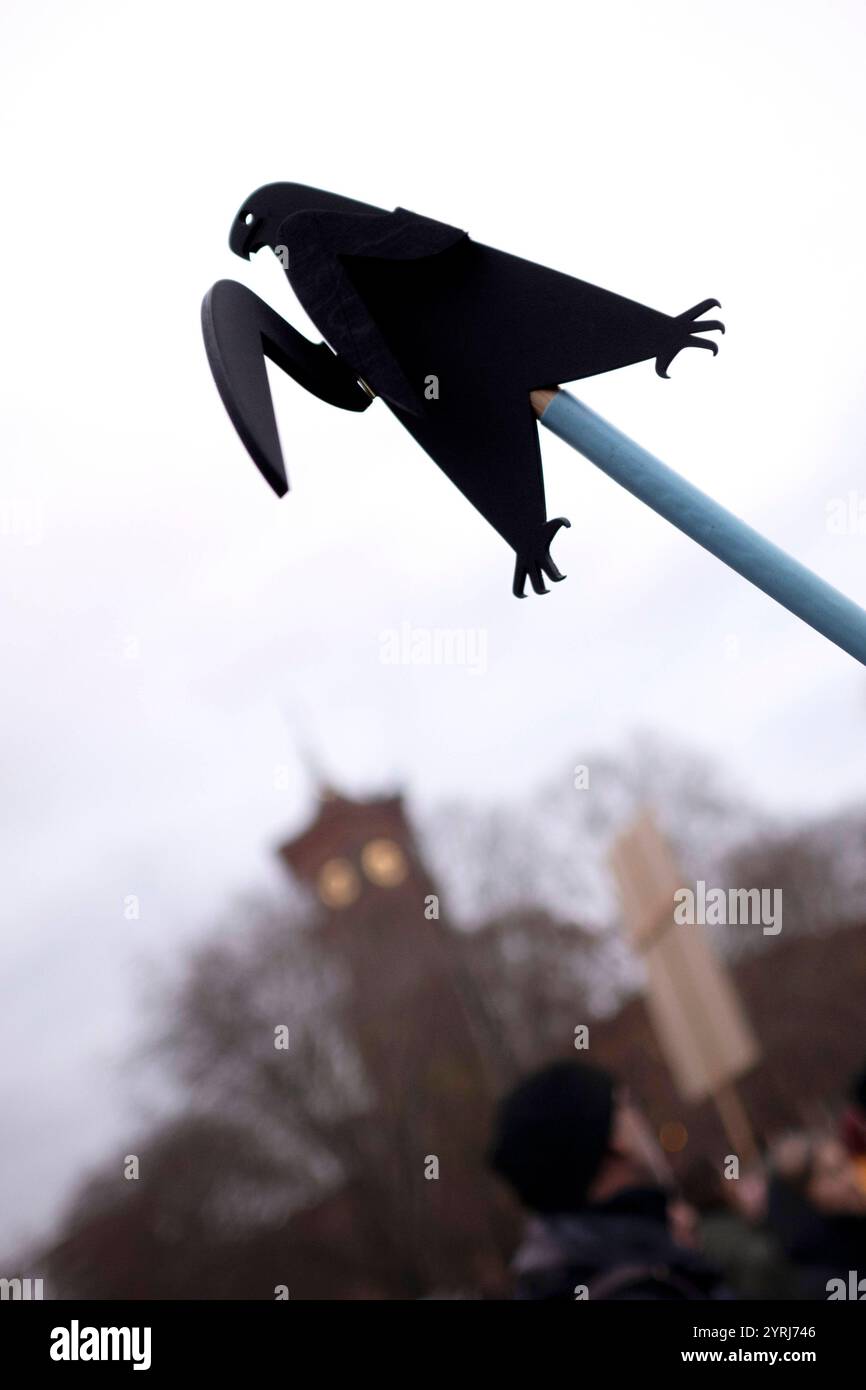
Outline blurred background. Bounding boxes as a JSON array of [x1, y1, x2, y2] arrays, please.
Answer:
[[3, 0, 866, 1298]]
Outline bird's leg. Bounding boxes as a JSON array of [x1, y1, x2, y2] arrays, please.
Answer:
[[512, 516, 571, 598], [655, 299, 725, 379]]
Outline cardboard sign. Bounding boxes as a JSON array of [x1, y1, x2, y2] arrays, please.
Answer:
[[610, 809, 760, 1104]]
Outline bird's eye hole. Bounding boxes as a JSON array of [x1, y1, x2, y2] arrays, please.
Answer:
[[244, 212, 255, 226]]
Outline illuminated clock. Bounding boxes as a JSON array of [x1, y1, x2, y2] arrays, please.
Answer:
[[317, 857, 361, 909], [360, 838, 408, 888]]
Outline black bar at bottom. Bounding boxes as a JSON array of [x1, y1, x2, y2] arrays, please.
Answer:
[[2, 1297, 861, 1377]]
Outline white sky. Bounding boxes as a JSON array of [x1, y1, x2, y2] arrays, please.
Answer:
[[3, 0, 866, 1251]]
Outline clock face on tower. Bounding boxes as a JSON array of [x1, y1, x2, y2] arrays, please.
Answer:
[[316, 857, 360, 909], [360, 838, 408, 888]]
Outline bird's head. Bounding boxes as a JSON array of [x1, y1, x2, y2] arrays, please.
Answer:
[[229, 183, 384, 260], [229, 183, 300, 259]]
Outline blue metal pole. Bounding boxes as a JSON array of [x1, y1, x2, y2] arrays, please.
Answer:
[[538, 389, 866, 667]]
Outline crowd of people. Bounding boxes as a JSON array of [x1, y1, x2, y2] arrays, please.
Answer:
[[487, 1060, 866, 1300]]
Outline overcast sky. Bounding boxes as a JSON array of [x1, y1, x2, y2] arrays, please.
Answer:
[[3, 0, 866, 1252]]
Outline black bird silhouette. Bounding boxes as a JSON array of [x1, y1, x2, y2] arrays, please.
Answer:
[[203, 184, 723, 596]]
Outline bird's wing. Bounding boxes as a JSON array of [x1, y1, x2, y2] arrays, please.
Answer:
[[280, 207, 467, 413], [202, 279, 372, 497]]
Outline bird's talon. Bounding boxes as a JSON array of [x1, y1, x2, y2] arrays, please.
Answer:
[[686, 335, 719, 355], [543, 556, 565, 583], [656, 297, 724, 377], [681, 298, 721, 320], [512, 517, 570, 597]]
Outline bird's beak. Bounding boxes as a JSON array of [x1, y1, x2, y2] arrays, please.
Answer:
[[229, 210, 265, 260]]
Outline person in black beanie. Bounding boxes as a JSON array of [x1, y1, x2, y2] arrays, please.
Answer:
[[488, 1060, 727, 1300]]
